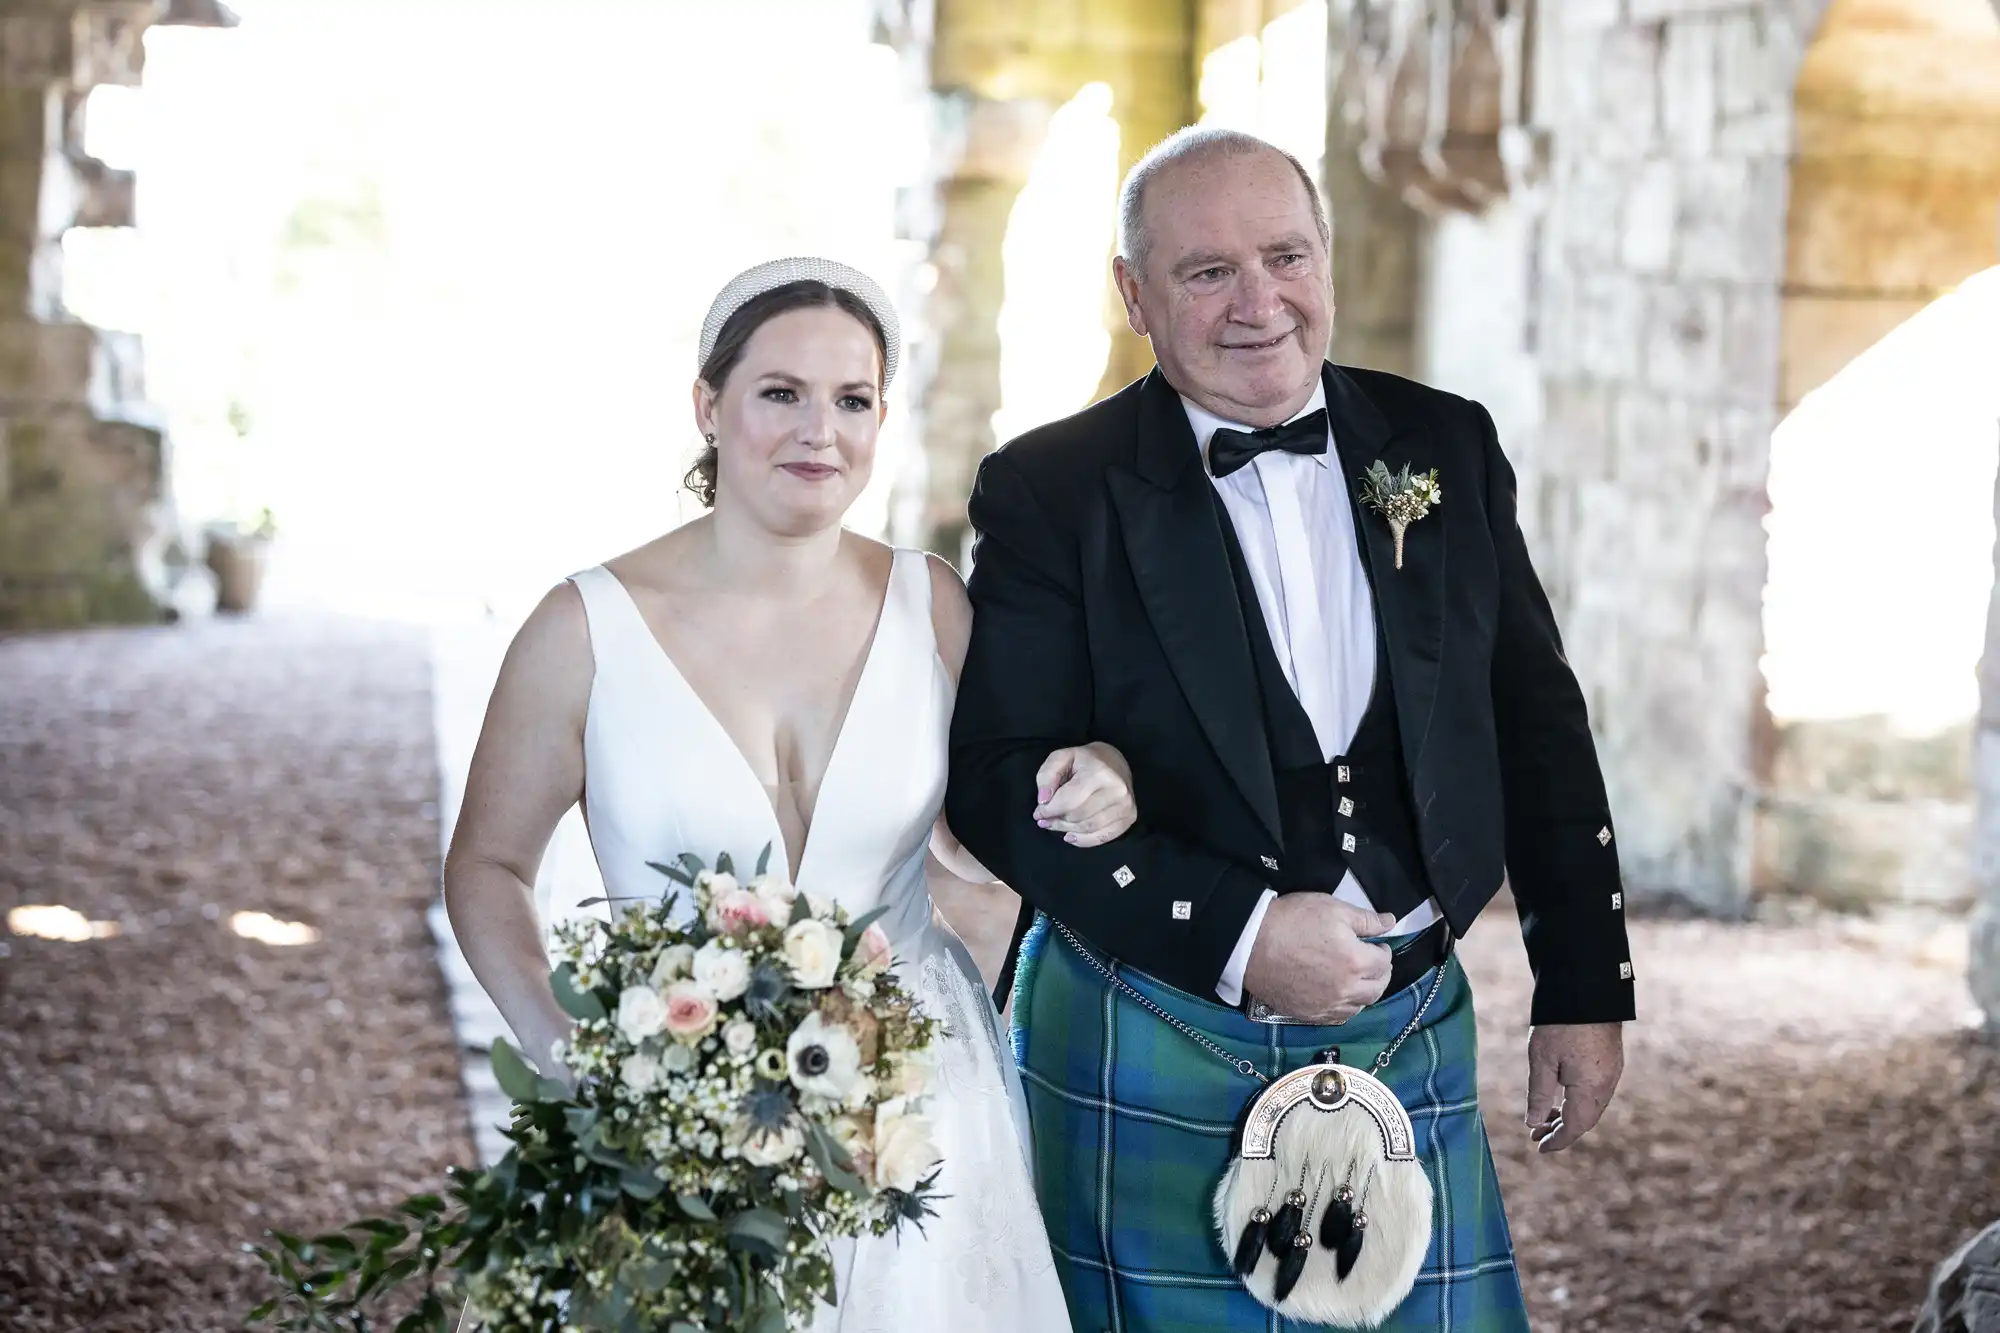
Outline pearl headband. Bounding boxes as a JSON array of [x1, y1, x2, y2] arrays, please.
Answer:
[[697, 256, 902, 387]]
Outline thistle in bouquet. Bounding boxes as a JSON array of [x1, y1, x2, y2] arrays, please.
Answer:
[[246, 847, 947, 1332]]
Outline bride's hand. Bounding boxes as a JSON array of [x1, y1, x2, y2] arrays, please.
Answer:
[[1033, 742, 1138, 848]]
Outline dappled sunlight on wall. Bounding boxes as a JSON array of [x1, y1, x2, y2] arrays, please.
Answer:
[[1197, 2, 1328, 171], [991, 82, 1119, 448], [1761, 267, 2000, 733]]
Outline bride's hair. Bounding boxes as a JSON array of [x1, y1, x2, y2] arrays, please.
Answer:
[[687, 280, 890, 508]]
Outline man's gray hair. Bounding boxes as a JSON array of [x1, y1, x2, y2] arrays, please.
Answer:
[[1116, 126, 1331, 280]]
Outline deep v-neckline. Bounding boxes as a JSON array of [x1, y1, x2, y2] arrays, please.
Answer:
[[599, 549, 901, 889]]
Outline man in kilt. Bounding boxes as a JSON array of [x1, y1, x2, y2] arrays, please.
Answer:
[[946, 126, 1634, 1332]]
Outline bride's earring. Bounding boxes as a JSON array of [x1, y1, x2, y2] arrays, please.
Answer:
[[704, 433, 716, 444]]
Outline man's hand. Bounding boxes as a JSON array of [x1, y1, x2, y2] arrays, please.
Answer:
[[1242, 896, 1399, 1023], [1524, 1023, 1624, 1152]]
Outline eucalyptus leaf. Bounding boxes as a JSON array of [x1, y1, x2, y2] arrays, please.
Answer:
[[842, 904, 891, 951], [754, 842, 773, 877], [677, 852, 707, 880], [725, 1207, 792, 1258], [619, 1165, 664, 1199], [645, 859, 696, 888], [489, 1039, 544, 1104], [550, 964, 608, 1021], [788, 892, 812, 926], [307, 1233, 357, 1259], [804, 1120, 865, 1195], [676, 1193, 717, 1222], [715, 850, 734, 877]]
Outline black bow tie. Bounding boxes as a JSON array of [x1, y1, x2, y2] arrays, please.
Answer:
[[1206, 409, 1329, 479]]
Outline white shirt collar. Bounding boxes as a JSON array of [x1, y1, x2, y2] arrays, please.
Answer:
[[1180, 382, 1331, 473]]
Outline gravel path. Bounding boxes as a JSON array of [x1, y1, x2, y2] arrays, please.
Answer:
[[3, 615, 1993, 1331], [0, 617, 473, 1332]]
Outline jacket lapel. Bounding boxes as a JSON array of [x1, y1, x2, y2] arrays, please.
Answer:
[[1108, 371, 1284, 847], [1324, 364, 1447, 767]]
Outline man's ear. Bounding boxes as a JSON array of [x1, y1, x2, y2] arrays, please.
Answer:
[[1112, 256, 1149, 338]]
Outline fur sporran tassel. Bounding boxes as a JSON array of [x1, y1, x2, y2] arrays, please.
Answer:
[[1274, 1229, 1313, 1302], [1232, 1208, 1271, 1278], [1320, 1184, 1356, 1254], [1266, 1188, 1307, 1257], [1335, 1208, 1369, 1281]]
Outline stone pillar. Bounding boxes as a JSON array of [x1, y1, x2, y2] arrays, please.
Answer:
[[876, 0, 1199, 560], [1322, 36, 1421, 377], [0, 0, 229, 629], [1973, 435, 2000, 1033], [1522, 0, 1818, 913]]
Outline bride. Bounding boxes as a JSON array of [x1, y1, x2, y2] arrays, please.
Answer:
[[442, 258, 1130, 1329]]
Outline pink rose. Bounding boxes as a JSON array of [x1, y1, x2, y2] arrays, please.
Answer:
[[854, 922, 893, 977], [708, 887, 771, 936], [662, 980, 720, 1045]]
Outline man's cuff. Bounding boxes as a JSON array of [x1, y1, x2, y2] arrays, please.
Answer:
[[1215, 889, 1277, 1006]]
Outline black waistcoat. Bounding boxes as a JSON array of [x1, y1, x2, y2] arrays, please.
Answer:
[[1210, 488, 1432, 918]]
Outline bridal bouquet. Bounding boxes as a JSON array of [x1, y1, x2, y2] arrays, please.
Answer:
[[248, 849, 946, 1332]]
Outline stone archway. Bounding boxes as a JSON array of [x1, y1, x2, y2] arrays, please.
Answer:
[[1526, 0, 2000, 1024], [1758, 0, 2000, 910]]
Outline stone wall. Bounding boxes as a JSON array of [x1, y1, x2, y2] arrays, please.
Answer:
[[0, 1, 175, 629], [1782, 0, 2000, 410], [1521, 0, 1832, 914], [875, 0, 1201, 561], [878, 0, 1324, 559]]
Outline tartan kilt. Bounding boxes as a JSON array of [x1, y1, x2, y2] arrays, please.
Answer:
[[1010, 914, 1529, 1333]]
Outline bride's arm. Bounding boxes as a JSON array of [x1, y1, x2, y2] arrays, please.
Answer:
[[925, 553, 1137, 880], [442, 582, 592, 1085]]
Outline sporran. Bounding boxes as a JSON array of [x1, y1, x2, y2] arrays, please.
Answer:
[[1054, 923, 1444, 1328]]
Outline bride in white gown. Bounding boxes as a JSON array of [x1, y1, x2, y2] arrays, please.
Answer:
[[443, 258, 1135, 1330]]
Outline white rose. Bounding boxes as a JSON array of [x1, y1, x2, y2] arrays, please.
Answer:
[[739, 1120, 804, 1167], [786, 1011, 866, 1104], [873, 1097, 941, 1194], [620, 1050, 662, 1093], [892, 1046, 937, 1099], [723, 1019, 759, 1057], [695, 870, 740, 898], [783, 919, 843, 989], [615, 985, 669, 1044], [692, 939, 752, 1002], [749, 873, 797, 914], [650, 943, 696, 988], [829, 1114, 873, 1167]]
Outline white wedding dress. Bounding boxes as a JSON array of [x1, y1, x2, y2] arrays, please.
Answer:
[[566, 549, 1073, 1332]]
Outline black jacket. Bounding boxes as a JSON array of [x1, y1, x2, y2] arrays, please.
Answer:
[[945, 363, 1636, 1026]]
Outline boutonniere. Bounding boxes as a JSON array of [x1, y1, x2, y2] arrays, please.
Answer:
[[1359, 462, 1441, 570]]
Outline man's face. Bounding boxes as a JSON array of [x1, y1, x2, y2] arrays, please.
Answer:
[[1115, 148, 1333, 428]]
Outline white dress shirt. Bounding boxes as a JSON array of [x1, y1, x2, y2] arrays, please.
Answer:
[[1181, 389, 1443, 1006]]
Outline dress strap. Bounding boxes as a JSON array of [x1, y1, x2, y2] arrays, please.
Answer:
[[566, 565, 653, 674], [885, 547, 939, 657]]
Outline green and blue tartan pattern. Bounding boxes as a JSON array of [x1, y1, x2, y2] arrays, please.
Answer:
[[1010, 915, 1531, 1332]]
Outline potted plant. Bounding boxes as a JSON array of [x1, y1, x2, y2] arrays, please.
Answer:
[[205, 506, 277, 614]]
